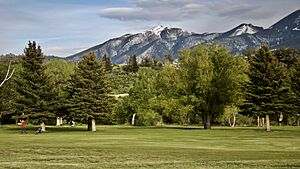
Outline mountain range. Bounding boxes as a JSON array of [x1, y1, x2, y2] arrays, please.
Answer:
[[67, 9, 300, 64]]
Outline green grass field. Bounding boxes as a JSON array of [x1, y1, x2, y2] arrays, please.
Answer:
[[0, 125, 299, 169]]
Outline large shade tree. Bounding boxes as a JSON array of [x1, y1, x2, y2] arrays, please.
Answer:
[[15, 41, 56, 131], [45, 59, 75, 125], [66, 52, 114, 131], [178, 44, 247, 129]]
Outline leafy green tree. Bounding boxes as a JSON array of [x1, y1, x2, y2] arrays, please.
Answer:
[[110, 65, 137, 94], [126, 67, 159, 125], [242, 45, 291, 131], [45, 59, 75, 125], [15, 41, 56, 131], [65, 52, 114, 131], [0, 60, 17, 125], [178, 44, 247, 129], [154, 65, 193, 124]]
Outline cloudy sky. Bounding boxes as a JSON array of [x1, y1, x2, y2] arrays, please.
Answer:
[[0, 0, 299, 57]]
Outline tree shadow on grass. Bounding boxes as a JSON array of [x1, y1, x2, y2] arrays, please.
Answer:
[[114, 125, 203, 130], [6, 125, 87, 132]]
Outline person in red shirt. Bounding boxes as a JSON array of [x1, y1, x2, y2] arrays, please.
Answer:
[[21, 120, 27, 134]]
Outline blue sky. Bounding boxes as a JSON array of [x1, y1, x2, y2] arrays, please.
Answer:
[[0, 0, 299, 57]]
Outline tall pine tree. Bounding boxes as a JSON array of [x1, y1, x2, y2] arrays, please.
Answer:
[[66, 52, 114, 131], [243, 45, 291, 131], [15, 41, 55, 131], [123, 55, 139, 73], [101, 54, 112, 72]]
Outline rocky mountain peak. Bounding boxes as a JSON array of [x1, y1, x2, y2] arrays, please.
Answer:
[[226, 23, 264, 37], [148, 25, 167, 35], [67, 9, 300, 64]]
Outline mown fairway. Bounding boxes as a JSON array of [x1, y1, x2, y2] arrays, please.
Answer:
[[0, 125, 299, 169]]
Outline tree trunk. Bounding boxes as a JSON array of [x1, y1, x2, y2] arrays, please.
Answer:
[[265, 114, 271, 132], [278, 112, 283, 126], [40, 121, 46, 132], [131, 113, 136, 125], [56, 117, 61, 126], [257, 116, 260, 127], [228, 116, 232, 127], [261, 117, 265, 128], [0, 61, 15, 88], [91, 118, 96, 132], [87, 118, 92, 131], [231, 114, 236, 127], [203, 114, 211, 129]]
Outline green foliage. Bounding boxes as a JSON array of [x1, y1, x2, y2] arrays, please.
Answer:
[[0, 60, 19, 123], [116, 44, 246, 127], [45, 59, 75, 119], [178, 44, 247, 129], [123, 55, 139, 73], [113, 98, 135, 124], [140, 56, 163, 70], [242, 45, 293, 118], [163, 53, 173, 64], [216, 106, 252, 126], [101, 54, 112, 72], [65, 52, 115, 125], [14, 41, 56, 122], [135, 109, 162, 126], [109, 65, 137, 94], [273, 48, 300, 116]]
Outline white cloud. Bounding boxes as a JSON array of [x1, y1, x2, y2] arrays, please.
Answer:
[[99, 0, 206, 21]]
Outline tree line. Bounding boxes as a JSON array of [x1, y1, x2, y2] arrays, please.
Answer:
[[0, 41, 299, 131]]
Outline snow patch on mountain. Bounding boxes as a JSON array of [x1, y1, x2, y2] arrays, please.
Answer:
[[295, 15, 300, 25], [149, 25, 167, 35], [293, 27, 300, 31], [230, 24, 258, 37], [67, 10, 300, 64]]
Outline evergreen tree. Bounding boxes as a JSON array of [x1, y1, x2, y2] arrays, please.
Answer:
[[242, 45, 291, 131], [128, 55, 139, 73], [123, 55, 139, 73], [163, 53, 173, 64], [66, 52, 114, 131], [140, 56, 153, 67], [101, 54, 112, 72], [273, 48, 300, 125], [291, 57, 300, 125], [15, 41, 55, 131]]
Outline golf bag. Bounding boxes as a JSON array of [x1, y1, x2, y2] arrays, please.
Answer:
[[35, 127, 42, 134]]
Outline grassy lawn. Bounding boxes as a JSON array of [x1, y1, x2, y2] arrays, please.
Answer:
[[0, 125, 299, 169]]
